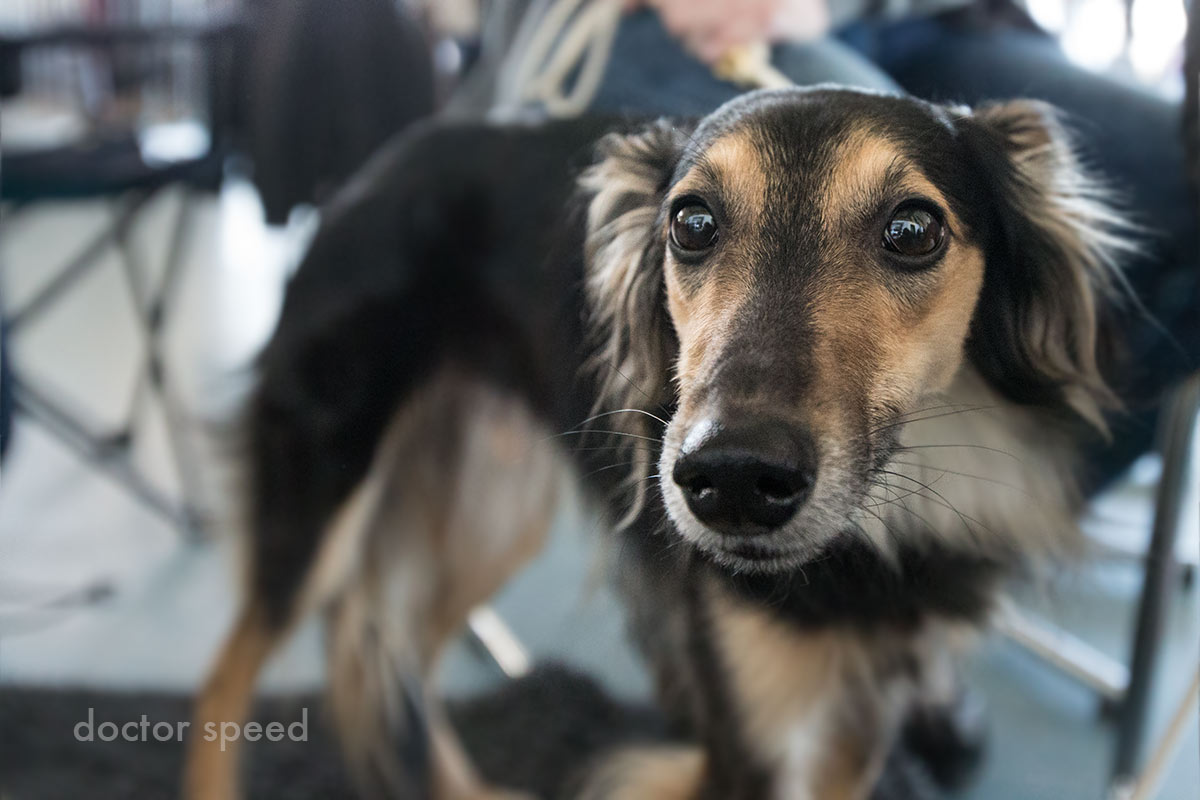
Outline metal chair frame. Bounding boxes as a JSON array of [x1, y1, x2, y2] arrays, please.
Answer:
[[996, 375, 1200, 794], [2, 183, 203, 534], [1, 15, 244, 538]]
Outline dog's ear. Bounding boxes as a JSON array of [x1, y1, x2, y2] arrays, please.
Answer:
[[580, 120, 687, 417], [961, 100, 1134, 431]]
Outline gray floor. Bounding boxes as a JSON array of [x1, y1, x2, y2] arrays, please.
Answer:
[[1, 181, 1197, 798]]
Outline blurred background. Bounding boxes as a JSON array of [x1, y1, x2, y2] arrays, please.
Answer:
[[0, 0, 1196, 798]]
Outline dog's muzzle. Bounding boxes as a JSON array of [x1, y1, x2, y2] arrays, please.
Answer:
[[672, 417, 817, 537]]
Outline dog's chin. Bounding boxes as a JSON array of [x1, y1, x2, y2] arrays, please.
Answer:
[[694, 538, 821, 575]]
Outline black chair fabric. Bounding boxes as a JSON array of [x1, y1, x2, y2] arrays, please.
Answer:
[[245, 0, 435, 225]]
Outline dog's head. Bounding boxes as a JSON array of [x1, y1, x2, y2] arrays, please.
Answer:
[[582, 88, 1128, 572]]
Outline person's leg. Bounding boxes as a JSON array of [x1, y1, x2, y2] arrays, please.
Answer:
[[851, 17, 1198, 488], [772, 35, 901, 93], [589, 10, 898, 117], [874, 19, 1194, 272], [0, 320, 11, 463]]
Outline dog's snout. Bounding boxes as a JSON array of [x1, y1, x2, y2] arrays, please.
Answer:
[[672, 419, 816, 536]]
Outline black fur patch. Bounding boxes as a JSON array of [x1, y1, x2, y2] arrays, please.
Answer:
[[712, 534, 1005, 630]]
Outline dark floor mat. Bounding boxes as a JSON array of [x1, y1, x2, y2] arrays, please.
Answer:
[[0, 665, 662, 800], [0, 664, 942, 799], [0, 687, 352, 799]]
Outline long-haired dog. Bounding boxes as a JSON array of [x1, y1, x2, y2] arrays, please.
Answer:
[[182, 87, 1129, 800]]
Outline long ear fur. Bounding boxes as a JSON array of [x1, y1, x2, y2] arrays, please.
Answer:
[[578, 120, 686, 522], [962, 100, 1136, 432]]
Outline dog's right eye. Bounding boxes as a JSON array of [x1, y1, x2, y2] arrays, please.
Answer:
[[671, 204, 718, 252], [882, 203, 945, 259]]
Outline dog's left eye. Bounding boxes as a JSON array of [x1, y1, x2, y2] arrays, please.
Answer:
[[671, 204, 719, 251], [882, 204, 945, 258]]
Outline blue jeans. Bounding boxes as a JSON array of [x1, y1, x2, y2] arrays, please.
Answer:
[[589, 10, 1198, 489]]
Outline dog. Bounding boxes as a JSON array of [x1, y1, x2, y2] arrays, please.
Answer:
[[182, 86, 1130, 800]]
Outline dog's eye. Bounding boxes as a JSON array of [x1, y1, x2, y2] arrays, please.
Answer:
[[671, 204, 718, 251], [882, 204, 944, 258]]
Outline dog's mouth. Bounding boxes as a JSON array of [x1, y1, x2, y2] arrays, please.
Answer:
[[659, 486, 838, 573], [702, 536, 819, 573]]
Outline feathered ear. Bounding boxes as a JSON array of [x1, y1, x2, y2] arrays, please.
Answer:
[[961, 100, 1135, 432], [579, 120, 687, 419]]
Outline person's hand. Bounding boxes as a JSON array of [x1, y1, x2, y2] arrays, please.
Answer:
[[769, 0, 832, 47], [627, 0, 830, 64]]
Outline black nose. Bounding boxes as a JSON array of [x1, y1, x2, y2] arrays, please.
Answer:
[[672, 419, 816, 536]]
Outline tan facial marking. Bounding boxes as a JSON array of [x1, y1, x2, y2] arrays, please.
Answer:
[[821, 130, 905, 225], [822, 131, 964, 235], [803, 130, 984, 420], [671, 130, 767, 223], [871, 246, 986, 405], [663, 131, 769, 398], [666, 266, 752, 392]]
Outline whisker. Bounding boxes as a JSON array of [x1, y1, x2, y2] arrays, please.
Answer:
[[869, 402, 976, 429], [872, 473, 951, 538], [866, 486, 942, 539], [886, 459, 1033, 496], [862, 403, 979, 435], [893, 443, 1023, 464], [599, 360, 673, 417], [544, 429, 663, 444], [566, 444, 648, 453], [578, 460, 651, 481], [857, 501, 907, 543], [573, 407, 669, 428], [876, 469, 997, 541], [865, 466, 947, 507], [868, 405, 995, 436]]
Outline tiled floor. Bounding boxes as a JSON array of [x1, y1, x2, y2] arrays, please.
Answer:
[[1, 179, 1196, 798]]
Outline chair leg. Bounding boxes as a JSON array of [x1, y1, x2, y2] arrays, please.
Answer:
[[13, 379, 188, 528], [466, 606, 532, 679], [1111, 667, 1200, 800], [3, 186, 204, 537], [114, 187, 207, 538], [995, 600, 1129, 704], [7, 191, 153, 333], [1111, 374, 1200, 783]]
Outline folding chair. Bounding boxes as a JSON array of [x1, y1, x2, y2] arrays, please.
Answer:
[[0, 12, 245, 537]]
